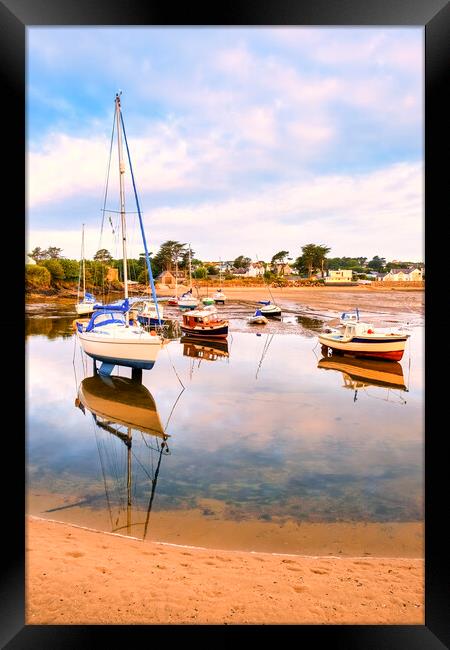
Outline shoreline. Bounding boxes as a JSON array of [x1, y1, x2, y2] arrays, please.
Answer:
[[26, 284, 424, 320], [27, 516, 424, 625]]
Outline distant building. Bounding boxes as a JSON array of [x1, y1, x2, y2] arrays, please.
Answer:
[[26, 254, 36, 265], [324, 269, 354, 284], [273, 263, 292, 276], [383, 267, 424, 281], [156, 270, 186, 286], [246, 261, 266, 277]]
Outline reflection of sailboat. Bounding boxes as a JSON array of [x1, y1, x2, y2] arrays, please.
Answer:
[[76, 373, 170, 539], [255, 333, 274, 379], [317, 356, 408, 402], [181, 336, 229, 361]]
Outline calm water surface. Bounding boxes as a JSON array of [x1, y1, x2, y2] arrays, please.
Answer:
[[26, 307, 424, 553]]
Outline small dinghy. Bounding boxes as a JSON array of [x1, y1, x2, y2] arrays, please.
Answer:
[[247, 309, 268, 324]]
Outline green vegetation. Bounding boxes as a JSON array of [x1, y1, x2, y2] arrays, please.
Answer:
[[25, 264, 51, 289], [40, 259, 65, 281], [26, 240, 423, 295]]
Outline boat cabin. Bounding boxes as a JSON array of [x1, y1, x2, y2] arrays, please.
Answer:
[[182, 308, 222, 326]]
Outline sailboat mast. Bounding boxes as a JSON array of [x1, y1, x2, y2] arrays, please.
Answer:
[[175, 258, 178, 298], [81, 223, 86, 299], [188, 245, 192, 289], [115, 93, 129, 325]]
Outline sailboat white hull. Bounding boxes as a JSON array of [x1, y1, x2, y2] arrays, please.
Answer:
[[178, 298, 199, 310], [76, 302, 96, 315], [77, 327, 162, 369]]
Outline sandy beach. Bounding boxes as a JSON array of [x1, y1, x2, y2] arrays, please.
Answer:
[[27, 516, 423, 625]]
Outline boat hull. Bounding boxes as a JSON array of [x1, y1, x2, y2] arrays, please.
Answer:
[[137, 315, 167, 327], [76, 302, 96, 316], [180, 323, 228, 338], [318, 334, 408, 361], [260, 308, 281, 317], [77, 330, 162, 369]]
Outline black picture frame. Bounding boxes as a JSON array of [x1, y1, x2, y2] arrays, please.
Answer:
[[7, 0, 448, 646]]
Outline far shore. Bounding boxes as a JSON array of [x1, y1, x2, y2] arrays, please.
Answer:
[[26, 283, 424, 318], [27, 516, 424, 625]]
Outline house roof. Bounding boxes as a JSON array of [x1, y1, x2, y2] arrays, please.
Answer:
[[389, 267, 420, 275]]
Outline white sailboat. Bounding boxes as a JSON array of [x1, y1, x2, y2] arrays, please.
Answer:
[[76, 223, 101, 315], [76, 92, 163, 372], [213, 259, 227, 304], [178, 245, 199, 310]]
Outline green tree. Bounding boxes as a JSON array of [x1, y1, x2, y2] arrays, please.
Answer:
[[40, 259, 65, 283], [25, 264, 51, 289], [193, 266, 208, 279], [367, 255, 386, 272], [152, 241, 188, 276], [271, 250, 289, 271], [29, 247, 47, 262], [46, 246, 63, 259], [59, 258, 80, 281], [94, 249, 113, 263], [233, 255, 251, 270], [315, 245, 331, 278]]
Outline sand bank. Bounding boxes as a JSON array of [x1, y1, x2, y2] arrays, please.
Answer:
[[27, 516, 423, 625], [26, 285, 424, 318]]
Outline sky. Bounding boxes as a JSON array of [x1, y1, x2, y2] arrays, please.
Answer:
[[26, 27, 424, 263]]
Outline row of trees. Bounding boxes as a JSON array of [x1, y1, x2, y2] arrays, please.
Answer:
[[27, 239, 411, 290]]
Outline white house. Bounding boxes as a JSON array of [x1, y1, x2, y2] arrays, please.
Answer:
[[245, 261, 266, 277], [324, 269, 354, 284], [383, 267, 424, 281]]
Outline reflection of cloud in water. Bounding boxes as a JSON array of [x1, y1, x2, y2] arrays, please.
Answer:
[[27, 326, 424, 523]]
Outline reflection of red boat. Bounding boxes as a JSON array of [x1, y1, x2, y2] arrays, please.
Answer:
[[317, 356, 407, 391], [180, 307, 228, 339]]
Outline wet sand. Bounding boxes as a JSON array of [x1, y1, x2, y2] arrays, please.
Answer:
[[27, 516, 424, 625], [27, 492, 423, 558], [26, 284, 424, 317]]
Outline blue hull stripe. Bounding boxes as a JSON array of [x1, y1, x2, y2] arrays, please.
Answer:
[[84, 351, 155, 370]]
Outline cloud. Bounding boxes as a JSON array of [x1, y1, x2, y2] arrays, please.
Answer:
[[28, 161, 423, 262]]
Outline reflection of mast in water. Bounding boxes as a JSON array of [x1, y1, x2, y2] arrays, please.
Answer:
[[317, 356, 408, 404], [255, 333, 274, 380], [75, 372, 172, 539]]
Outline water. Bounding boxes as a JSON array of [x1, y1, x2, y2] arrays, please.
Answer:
[[26, 305, 424, 555]]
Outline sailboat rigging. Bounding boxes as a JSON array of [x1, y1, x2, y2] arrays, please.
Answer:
[[256, 255, 281, 317], [76, 224, 101, 315], [76, 92, 163, 374], [178, 244, 199, 310]]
